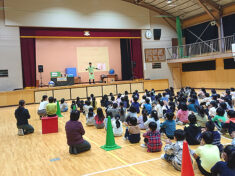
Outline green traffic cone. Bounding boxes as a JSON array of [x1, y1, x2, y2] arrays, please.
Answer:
[[56, 100, 63, 117], [73, 104, 76, 111], [101, 116, 121, 151]]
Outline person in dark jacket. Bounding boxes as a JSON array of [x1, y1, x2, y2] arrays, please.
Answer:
[[65, 110, 91, 154], [184, 114, 201, 145], [15, 100, 34, 136]]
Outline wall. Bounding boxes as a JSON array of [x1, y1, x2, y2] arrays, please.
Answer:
[[0, 1, 23, 92], [36, 39, 122, 84], [4, 0, 150, 29], [141, 11, 177, 87], [181, 58, 235, 89]]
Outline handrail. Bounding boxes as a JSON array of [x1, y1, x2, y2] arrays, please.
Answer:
[[166, 35, 235, 60]]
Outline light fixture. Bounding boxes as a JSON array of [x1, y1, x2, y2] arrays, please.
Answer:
[[167, 0, 172, 3]]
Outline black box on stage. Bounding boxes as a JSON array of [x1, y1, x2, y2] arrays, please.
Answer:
[[38, 65, 44, 73], [154, 29, 161, 40]]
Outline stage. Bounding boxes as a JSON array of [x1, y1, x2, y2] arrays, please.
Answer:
[[0, 79, 169, 107]]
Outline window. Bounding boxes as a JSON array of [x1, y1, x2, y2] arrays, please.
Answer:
[[182, 60, 216, 72], [224, 58, 235, 69], [0, 70, 8, 77], [152, 63, 161, 69]]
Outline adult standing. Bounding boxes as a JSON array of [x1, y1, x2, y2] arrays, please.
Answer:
[[86, 62, 99, 84], [15, 100, 34, 136], [65, 110, 91, 154]]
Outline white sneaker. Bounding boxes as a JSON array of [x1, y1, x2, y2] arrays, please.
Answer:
[[123, 137, 128, 140], [18, 129, 24, 136], [161, 154, 166, 160], [140, 144, 147, 148]]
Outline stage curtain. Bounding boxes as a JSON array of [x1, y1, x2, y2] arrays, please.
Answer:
[[120, 39, 132, 80], [130, 39, 143, 79], [20, 38, 36, 87], [20, 27, 141, 38]]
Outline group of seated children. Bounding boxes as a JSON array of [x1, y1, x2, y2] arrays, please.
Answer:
[[16, 87, 235, 175]]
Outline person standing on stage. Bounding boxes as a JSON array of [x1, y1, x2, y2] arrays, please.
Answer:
[[86, 62, 99, 84]]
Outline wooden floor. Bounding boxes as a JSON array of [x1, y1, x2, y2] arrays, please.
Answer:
[[0, 95, 232, 176]]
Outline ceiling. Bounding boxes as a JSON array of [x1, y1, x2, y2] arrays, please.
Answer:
[[122, 0, 235, 20]]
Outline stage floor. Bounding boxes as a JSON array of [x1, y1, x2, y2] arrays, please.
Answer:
[[0, 94, 232, 176]]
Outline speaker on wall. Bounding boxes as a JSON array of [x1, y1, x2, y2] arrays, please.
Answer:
[[153, 29, 161, 40], [38, 65, 43, 73]]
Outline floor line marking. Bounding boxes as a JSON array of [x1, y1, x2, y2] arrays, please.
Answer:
[[82, 157, 161, 176], [107, 151, 146, 176]]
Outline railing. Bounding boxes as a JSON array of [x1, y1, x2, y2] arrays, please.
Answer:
[[166, 35, 235, 60]]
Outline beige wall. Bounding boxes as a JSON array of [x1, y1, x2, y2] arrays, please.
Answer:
[[4, 0, 150, 29], [141, 11, 177, 87], [181, 58, 235, 89], [0, 1, 23, 92], [36, 38, 122, 84]]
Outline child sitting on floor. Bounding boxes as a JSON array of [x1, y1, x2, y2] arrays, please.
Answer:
[[195, 105, 208, 128], [211, 145, 235, 176], [83, 100, 92, 116], [46, 96, 57, 117], [118, 102, 126, 122], [38, 95, 48, 118], [124, 117, 141, 143], [137, 109, 148, 130], [91, 97, 97, 110], [94, 108, 105, 129], [131, 96, 140, 114], [112, 116, 123, 137], [176, 103, 189, 125], [161, 129, 186, 171], [154, 100, 164, 119], [144, 110, 160, 131], [141, 122, 162, 152], [143, 98, 152, 115], [212, 107, 227, 130], [86, 107, 95, 126], [184, 114, 201, 145], [70, 100, 77, 111], [222, 110, 235, 135], [160, 112, 176, 139], [60, 98, 68, 112], [200, 121, 223, 152], [107, 103, 119, 118], [191, 131, 221, 176]]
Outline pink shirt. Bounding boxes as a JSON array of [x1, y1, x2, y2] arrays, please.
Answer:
[[177, 110, 189, 123]]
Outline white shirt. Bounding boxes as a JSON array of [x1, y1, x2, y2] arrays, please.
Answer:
[[209, 107, 217, 117], [144, 118, 160, 131], [112, 120, 123, 136], [38, 101, 48, 110], [154, 104, 163, 118]]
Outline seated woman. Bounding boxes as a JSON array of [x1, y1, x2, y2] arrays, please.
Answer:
[[15, 100, 34, 136], [65, 110, 91, 154]]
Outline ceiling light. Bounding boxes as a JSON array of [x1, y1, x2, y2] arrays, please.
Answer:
[[167, 0, 172, 3]]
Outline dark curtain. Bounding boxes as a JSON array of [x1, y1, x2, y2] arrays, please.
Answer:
[[222, 14, 235, 37], [20, 38, 36, 87], [183, 21, 218, 44], [130, 39, 143, 79], [120, 39, 132, 80]]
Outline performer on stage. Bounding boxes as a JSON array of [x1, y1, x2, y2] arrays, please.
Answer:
[[86, 62, 99, 84]]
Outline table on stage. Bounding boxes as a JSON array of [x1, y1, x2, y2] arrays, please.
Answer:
[[51, 77, 74, 86], [101, 74, 118, 83]]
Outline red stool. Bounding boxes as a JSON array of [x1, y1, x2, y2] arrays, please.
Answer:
[[42, 116, 58, 134]]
